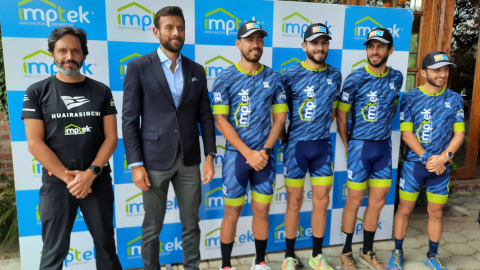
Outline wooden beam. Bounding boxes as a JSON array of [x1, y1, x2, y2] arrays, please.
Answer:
[[358, 0, 366, 5]]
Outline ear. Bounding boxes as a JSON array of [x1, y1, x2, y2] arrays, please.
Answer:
[[82, 53, 87, 62], [153, 27, 159, 39], [388, 45, 395, 56], [235, 39, 241, 50], [50, 52, 54, 61], [420, 69, 427, 78], [301, 42, 307, 52]]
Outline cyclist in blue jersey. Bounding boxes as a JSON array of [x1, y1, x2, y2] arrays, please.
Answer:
[[212, 21, 287, 270], [279, 23, 341, 270], [388, 52, 464, 270], [336, 28, 403, 270]]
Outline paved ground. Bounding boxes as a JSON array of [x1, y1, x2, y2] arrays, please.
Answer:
[[1, 189, 479, 270], [162, 190, 480, 270]]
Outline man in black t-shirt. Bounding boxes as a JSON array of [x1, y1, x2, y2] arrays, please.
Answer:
[[22, 27, 122, 270]]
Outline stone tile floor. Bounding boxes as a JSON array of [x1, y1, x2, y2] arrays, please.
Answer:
[[161, 190, 480, 270]]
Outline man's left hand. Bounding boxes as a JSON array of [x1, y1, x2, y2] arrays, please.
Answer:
[[202, 156, 215, 184], [425, 155, 449, 174], [66, 170, 96, 199]]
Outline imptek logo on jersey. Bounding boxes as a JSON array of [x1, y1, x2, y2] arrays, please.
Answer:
[[117, 2, 155, 32], [299, 86, 316, 121], [204, 8, 242, 36], [362, 91, 378, 122], [235, 89, 251, 127], [65, 124, 92, 135], [417, 108, 432, 143], [18, 0, 90, 27]]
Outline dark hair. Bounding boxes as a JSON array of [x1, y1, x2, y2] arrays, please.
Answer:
[[365, 41, 393, 51], [48, 27, 88, 55], [154, 6, 185, 28]]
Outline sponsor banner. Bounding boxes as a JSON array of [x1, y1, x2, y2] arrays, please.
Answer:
[[112, 91, 124, 138], [105, 0, 195, 44], [0, 0, 107, 40], [198, 177, 253, 220], [272, 1, 345, 49], [8, 91, 28, 142], [20, 231, 98, 270], [12, 141, 42, 191], [199, 216, 255, 260], [340, 50, 409, 94], [195, 0, 274, 46], [16, 189, 88, 237], [343, 6, 413, 51], [116, 224, 184, 268], [199, 136, 226, 179], [329, 204, 394, 245], [266, 210, 331, 252], [271, 47, 342, 75], [3, 38, 110, 91], [113, 138, 132, 184], [108, 42, 195, 91]]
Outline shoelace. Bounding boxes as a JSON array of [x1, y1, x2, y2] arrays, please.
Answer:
[[369, 252, 381, 265], [345, 254, 355, 266], [433, 257, 446, 269], [394, 252, 401, 264]]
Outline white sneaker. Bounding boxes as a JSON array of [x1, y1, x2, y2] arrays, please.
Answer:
[[219, 266, 236, 270], [251, 257, 271, 270]]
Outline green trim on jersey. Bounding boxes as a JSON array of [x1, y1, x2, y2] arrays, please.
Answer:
[[419, 85, 446, 96], [235, 62, 265, 76], [365, 65, 390, 77], [301, 61, 327, 72]]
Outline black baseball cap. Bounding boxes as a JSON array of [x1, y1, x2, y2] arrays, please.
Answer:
[[237, 21, 268, 39], [364, 27, 393, 46], [303, 23, 331, 42], [422, 51, 457, 70]]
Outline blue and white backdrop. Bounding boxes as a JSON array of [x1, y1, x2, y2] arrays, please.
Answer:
[[0, 0, 412, 269]]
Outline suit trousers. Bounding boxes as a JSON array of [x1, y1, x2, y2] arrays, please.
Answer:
[[39, 175, 122, 270], [141, 150, 202, 270]]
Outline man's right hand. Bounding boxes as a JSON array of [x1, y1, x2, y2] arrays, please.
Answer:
[[245, 150, 268, 171], [132, 165, 151, 191]]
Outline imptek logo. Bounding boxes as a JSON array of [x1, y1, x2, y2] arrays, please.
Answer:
[[361, 91, 378, 122], [127, 235, 182, 256], [340, 217, 381, 235], [120, 53, 142, 76], [417, 108, 432, 143], [64, 124, 92, 135], [351, 59, 368, 72], [125, 192, 143, 214], [64, 247, 96, 267], [281, 12, 312, 38], [234, 89, 251, 127], [280, 58, 301, 75], [117, 2, 154, 32], [205, 187, 224, 208], [299, 86, 316, 121], [18, 0, 90, 27], [204, 227, 254, 247], [204, 56, 233, 78], [276, 184, 312, 202], [354, 16, 400, 39], [204, 8, 242, 36], [32, 157, 42, 175], [274, 222, 312, 240]]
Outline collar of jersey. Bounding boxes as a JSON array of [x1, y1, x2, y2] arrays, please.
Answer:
[[365, 65, 389, 77], [235, 63, 264, 76], [419, 85, 446, 96], [301, 61, 327, 72]]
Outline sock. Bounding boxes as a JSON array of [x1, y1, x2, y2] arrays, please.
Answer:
[[394, 237, 404, 251], [312, 236, 324, 257], [221, 241, 234, 268], [255, 239, 268, 264], [363, 229, 376, 254], [285, 237, 296, 258], [342, 231, 354, 254], [428, 240, 440, 256]]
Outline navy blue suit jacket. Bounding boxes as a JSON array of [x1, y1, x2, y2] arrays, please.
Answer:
[[122, 50, 216, 170]]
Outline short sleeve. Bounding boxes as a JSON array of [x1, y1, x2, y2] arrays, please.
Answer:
[[333, 70, 343, 109], [211, 72, 230, 115], [453, 95, 465, 132], [273, 74, 287, 113], [21, 87, 43, 120], [104, 88, 118, 116], [337, 72, 357, 112], [399, 94, 413, 131]]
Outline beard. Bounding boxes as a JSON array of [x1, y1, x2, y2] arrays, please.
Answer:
[[367, 53, 389, 68], [53, 57, 82, 77], [241, 48, 263, 63], [159, 36, 184, 53], [426, 75, 445, 88], [306, 49, 328, 65]]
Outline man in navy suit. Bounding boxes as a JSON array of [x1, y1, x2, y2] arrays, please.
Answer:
[[122, 6, 216, 270]]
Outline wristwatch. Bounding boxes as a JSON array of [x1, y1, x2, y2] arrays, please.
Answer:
[[443, 151, 454, 162], [262, 147, 272, 156], [89, 165, 102, 176]]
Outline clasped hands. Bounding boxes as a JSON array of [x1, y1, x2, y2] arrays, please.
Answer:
[[425, 154, 449, 175], [65, 169, 95, 199], [245, 149, 269, 171]]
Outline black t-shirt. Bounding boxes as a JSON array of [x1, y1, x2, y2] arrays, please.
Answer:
[[22, 76, 117, 182]]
